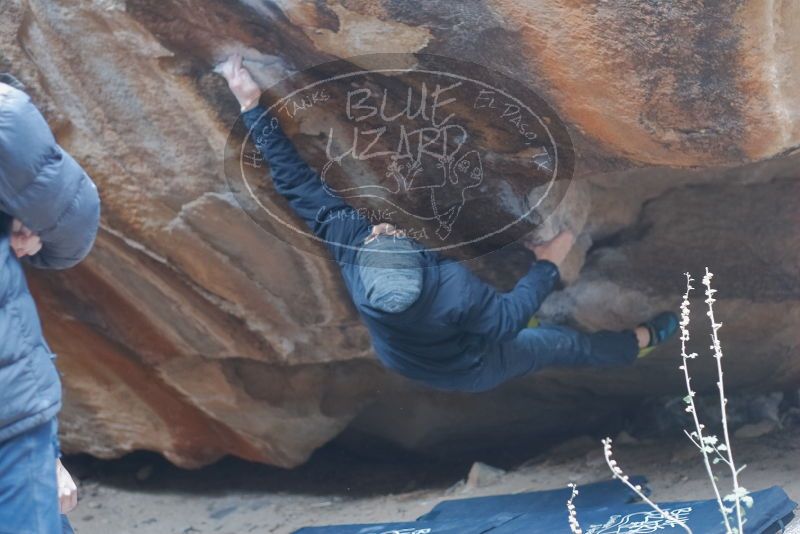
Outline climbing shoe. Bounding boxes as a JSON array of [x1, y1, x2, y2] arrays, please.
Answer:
[[637, 311, 679, 358]]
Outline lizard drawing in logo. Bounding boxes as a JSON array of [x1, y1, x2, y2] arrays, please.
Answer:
[[319, 124, 484, 241]]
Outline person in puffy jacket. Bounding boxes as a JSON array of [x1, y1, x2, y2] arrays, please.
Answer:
[[0, 74, 100, 533], [219, 56, 679, 393]]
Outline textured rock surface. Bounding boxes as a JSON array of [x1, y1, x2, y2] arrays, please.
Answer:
[[1, 0, 798, 467]]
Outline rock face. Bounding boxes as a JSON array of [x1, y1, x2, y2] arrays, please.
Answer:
[[1, 0, 798, 467]]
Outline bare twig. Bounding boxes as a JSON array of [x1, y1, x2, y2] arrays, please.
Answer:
[[703, 268, 747, 532], [602, 438, 693, 534], [679, 273, 732, 532], [566, 270, 752, 534], [566, 483, 583, 534]]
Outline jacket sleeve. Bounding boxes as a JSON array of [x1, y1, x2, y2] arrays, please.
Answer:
[[457, 260, 561, 344], [0, 85, 100, 269], [241, 105, 370, 265]]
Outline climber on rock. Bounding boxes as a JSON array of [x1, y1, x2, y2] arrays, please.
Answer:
[[219, 55, 679, 393], [0, 74, 99, 533]]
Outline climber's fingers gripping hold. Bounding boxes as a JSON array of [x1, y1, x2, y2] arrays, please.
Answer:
[[218, 53, 262, 112], [527, 230, 575, 267]]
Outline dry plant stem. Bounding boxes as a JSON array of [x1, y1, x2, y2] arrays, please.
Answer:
[[602, 438, 693, 534], [566, 483, 583, 534], [680, 273, 733, 533], [703, 268, 744, 532]]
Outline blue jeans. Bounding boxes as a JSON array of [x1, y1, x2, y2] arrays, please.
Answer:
[[0, 419, 74, 534], [426, 325, 639, 393]]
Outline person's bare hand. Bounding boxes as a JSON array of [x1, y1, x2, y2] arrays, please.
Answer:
[[364, 223, 406, 244], [56, 459, 78, 514], [527, 230, 575, 266], [10, 219, 42, 258], [218, 54, 262, 111]]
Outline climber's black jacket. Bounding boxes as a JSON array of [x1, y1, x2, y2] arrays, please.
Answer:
[[242, 105, 559, 385]]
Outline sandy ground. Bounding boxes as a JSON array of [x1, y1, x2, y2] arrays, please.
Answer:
[[62, 424, 800, 534]]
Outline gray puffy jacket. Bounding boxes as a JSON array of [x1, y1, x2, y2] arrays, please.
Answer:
[[0, 82, 100, 444]]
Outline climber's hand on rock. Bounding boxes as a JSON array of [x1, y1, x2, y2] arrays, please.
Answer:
[[10, 219, 42, 258], [528, 230, 575, 267], [365, 223, 406, 244], [56, 459, 78, 514], [218, 53, 262, 112]]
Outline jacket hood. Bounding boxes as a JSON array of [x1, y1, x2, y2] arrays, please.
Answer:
[[356, 245, 441, 322]]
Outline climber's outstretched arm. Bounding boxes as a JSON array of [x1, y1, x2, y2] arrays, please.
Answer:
[[220, 54, 370, 265], [241, 106, 370, 251], [456, 259, 561, 344], [456, 230, 574, 343]]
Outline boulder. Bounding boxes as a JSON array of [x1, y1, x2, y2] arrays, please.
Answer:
[[1, 0, 798, 467], [465, 462, 506, 490]]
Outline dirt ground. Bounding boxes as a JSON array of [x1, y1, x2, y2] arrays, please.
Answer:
[[62, 424, 800, 534]]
